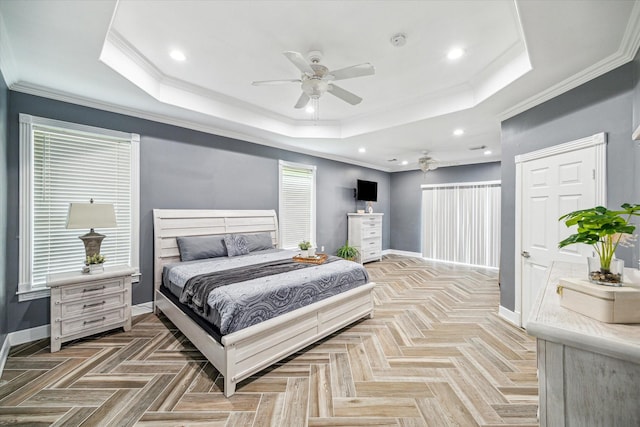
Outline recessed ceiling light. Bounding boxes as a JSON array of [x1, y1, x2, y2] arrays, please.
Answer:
[[305, 105, 315, 113], [170, 50, 186, 61], [484, 149, 492, 156], [401, 160, 408, 165], [447, 47, 465, 60], [453, 128, 464, 136], [358, 147, 366, 153]]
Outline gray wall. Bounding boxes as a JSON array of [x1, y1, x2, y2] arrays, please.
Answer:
[[6, 91, 390, 332], [389, 162, 501, 253], [634, 48, 640, 209], [0, 70, 8, 348], [500, 62, 636, 311]]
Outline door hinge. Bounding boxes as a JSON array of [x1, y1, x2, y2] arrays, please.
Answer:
[[592, 169, 596, 180]]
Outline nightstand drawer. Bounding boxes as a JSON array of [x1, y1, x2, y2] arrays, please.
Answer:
[[58, 278, 124, 301], [59, 307, 126, 337], [60, 291, 127, 318]]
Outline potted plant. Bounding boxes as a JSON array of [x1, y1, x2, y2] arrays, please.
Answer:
[[85, 253, 106, 274], [336, 240, 359, 262], [298, 240, 311, 258], [558, 203, 640, 285]]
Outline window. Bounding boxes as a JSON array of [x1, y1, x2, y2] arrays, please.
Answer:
[[18, 114, 139, 300], [278, 160, 316, 250], [421, 181, 501, 268]]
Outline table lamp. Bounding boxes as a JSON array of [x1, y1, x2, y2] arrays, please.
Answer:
[[66, 199, 117, 269]]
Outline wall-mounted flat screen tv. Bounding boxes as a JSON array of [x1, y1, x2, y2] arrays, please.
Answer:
[[357, 179, 378, 201]]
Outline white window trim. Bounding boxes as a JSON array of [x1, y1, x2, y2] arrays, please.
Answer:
[[278, 160, 316, 250], [17, 113, 140, 301]]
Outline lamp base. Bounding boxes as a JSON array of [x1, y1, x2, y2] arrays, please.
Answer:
[[79, 229, 105, 259]]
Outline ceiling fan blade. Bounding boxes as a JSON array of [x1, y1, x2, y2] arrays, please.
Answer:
[[329, 63, 375, 81], [252, 79, 301, 86], [327, 84, 362, 105], [294, 93, 311, 109], [283, 51, 314, 74]]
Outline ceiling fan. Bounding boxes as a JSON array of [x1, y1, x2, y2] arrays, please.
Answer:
[[418, 151, 459, 173], [252, 51, 375, 109]]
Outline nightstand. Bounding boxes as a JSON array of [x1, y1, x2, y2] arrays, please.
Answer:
[[47, 265, 135, 352]]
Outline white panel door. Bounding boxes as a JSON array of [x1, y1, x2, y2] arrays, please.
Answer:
[[519, 141, 603, 327]]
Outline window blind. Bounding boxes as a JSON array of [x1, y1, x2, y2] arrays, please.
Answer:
[[422, 182, 501, 268], [31, 126, 132, 286], [279, 162, 316, 249]]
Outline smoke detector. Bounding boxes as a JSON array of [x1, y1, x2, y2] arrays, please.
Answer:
[[390, 33, 407, 47]]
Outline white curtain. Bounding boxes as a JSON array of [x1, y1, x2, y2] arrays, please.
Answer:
[[422, 181, 501, 268]]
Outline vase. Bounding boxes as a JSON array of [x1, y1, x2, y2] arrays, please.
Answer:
[[300, 250, 308, 258], [88, 263, 104, 274], [587, 257, 624, 286]]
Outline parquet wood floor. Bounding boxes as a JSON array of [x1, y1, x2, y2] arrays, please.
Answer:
[[0, 255, 538, 426]]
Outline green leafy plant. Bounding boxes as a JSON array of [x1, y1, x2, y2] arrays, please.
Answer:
[[85, 253, 106, 265], [558, 203, 640, 273], [298, 240, 311, 250], [336, 240, 359, 261]]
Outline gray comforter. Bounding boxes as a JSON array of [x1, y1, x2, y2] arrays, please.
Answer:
[[163, 249, 369, 335]]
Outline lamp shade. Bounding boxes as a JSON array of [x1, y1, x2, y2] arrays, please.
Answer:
[[66, 202, 117, 229]]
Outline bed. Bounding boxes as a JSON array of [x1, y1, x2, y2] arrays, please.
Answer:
[[153, 209, 375, 397]]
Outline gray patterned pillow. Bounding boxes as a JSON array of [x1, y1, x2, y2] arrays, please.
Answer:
[[224, 234, 250, 257]]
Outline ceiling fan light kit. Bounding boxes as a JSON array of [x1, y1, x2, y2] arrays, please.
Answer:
[[252, 50, 375, 119]]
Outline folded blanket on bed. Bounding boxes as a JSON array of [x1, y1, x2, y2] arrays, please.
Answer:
[[179, 257, 338, 317]]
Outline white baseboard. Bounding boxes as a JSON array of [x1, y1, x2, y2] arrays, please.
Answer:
[[498, 305, 521, 327], [9, 324, 50, 347], [383, 249, 423, 258], [132, 301, 153, 316], [0, 336, 11, 379]]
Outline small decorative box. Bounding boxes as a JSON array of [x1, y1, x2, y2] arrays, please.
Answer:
[[557, 277, 640, 323]]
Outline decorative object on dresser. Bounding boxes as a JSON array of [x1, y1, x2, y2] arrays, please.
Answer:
[[298, 240, 311, 258], [558, 203, 640, 286], [556, 277, 640, 323], [347, 213, 383, 263], [66, 199, 117, 273], [47, 265, 134, 352]]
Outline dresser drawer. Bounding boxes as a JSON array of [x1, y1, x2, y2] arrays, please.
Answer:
[[361, 248, 382, 262], [59, 307, 126, 337], [58, 277, 124, 301], [360, 216, 382, 227], [60, 291, 127, 318], [360, 238, 382, 251], [360, 226, 381, 239]]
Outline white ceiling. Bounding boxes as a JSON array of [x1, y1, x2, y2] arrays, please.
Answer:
[[1, 0, 639, 171]]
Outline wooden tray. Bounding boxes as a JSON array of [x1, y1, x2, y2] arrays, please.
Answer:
[[293, 253, 328, 265]]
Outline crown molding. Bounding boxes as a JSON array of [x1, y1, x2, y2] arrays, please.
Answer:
[[499, 1, 640, 121], [9, 81, 390, 172]]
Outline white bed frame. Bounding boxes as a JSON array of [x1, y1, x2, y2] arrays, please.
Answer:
[[153, 209, 375, 397]]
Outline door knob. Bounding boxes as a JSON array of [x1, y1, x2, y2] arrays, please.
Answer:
[[521, 250, 531, 258]]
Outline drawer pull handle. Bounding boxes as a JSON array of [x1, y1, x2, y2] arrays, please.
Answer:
[[370, 231, 376, 235], [83, 286, 106, 293], [84, 317, 106, 325], [83, 301, 106, 309]]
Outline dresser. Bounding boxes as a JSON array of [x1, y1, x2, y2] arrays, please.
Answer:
[[527, 261, 640, 426], [47, 265, 134, 352], [347, 213, 383, 263]]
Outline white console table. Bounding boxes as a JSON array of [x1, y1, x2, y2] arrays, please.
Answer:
[[527, 261, 640, 426]]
